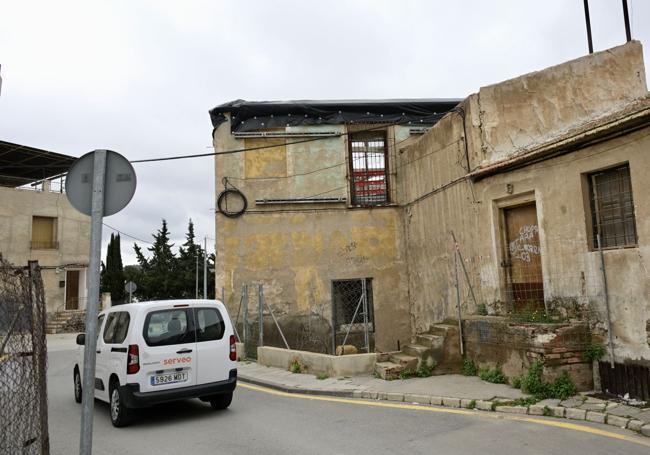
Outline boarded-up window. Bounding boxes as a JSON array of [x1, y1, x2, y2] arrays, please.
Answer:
[[588, 164, 637, 249], [349, 132, 388, 205], [31, 216, 57, 249]]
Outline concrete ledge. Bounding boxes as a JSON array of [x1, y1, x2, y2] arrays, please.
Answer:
[[257, 346, 376, 377]]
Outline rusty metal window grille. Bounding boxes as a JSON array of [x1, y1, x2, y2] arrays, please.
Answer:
[[349, 132, 388, 205], [589, 164, 637, 249], [332, 278, 374, 332]]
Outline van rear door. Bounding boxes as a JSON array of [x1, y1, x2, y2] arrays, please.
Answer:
[[193, 305, 234, 384], [138, 307, 197, 393]]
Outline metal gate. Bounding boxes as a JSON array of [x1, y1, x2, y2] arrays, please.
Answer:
[[331, 278, 374, 354], [599, 361, 650, 401]]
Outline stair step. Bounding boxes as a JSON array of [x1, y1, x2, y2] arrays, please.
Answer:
[[429, 324, 457, 336], [415, 334, 444, 349], [388, 353, 418, 371], [374, 361, 403, 380], [402, 343, 430, 358]]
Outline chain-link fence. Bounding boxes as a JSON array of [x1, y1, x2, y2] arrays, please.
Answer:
[[224, 280, 374, 357], [0, 260, 49, 454]]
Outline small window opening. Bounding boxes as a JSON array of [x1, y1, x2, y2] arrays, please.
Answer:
[[349, 132, 388, 205]]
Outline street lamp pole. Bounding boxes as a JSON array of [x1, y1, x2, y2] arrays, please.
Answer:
[[203, 236, 208, 299]]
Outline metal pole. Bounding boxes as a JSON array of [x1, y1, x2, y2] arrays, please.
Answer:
[[584, 0, 594, 54], [330, 282, 336, 355], [79, 150, 106, 455], [361, 279, 370, 353], [243, 285, 248, 347], [622, 0, 632, 42], [340, 294, 364, 352], [129, 288, 132, 304], [597, 234, 615, 368], [450, 231, 478, 307], [454, 250, 465, 356], [258, 284, 264, 348], [263, 292, 290, 350], [203, 237, 208, 299], [195, 253, 198, 299]]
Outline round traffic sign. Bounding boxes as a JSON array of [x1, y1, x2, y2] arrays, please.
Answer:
[[125, 281, 137, 293], [66, 150, 136, 217]]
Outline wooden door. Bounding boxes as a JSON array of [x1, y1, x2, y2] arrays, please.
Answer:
[[65, 270, 80, 310], [503, 203, 544, 312]]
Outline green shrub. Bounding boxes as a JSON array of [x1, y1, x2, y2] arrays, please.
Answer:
[[510, 375, 522, 389], [583, 343, 606, 363], [477, 303, 488, 316], [468, 399, 477, 409], [520, 360, 577, 400], [316, 373, 329, 380], [461, 359, 478, 376], [478, 366, 507, 384], [399, 369, 416, 380], [549, 372, 577, 400], [289, 358, 304, 374], [416, 360, 437, 378]]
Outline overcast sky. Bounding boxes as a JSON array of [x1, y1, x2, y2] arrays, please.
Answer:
[[1, 0, 648, 265]]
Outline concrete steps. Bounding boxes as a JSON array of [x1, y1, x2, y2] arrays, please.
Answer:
[[373, 323, 464, 380], [46, 310, 86, 334]]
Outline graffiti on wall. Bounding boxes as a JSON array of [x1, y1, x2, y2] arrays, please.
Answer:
[[509, 224, 540, 263]]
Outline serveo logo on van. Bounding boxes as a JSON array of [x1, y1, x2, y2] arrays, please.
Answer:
[[163, 357, 192, 366]]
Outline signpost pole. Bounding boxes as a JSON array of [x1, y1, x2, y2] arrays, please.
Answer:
[[79, 150, 107, 455], [203, 236, 208, 299]]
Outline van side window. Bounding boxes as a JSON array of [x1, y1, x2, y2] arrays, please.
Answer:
[[196, 308, 225, 342], [144, 309, 193, 346], [103, 312, 130, 344]]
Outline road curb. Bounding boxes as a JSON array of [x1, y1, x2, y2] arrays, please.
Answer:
[[237, 374, 650, 438], [238, 374, 355, 398]]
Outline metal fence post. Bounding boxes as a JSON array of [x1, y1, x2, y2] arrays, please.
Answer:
[[242, 285, 248, 348], [597, 234, 615, 368], [361, 279, 370, 353], [330, 281, 336, 355], [258, 284, 264, 348]]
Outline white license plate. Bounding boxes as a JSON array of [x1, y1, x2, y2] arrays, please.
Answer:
[[151, 372, 188, 386]]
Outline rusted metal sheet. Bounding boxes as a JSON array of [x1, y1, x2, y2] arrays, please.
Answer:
[[503, 203, 544, 311]]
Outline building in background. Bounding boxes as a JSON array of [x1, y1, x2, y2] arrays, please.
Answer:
[[211, 41, 650, 398], [210, 99, 460, 352], [0, 141, 90, 321]]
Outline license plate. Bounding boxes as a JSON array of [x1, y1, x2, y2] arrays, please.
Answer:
[[151, 372, 188, 386]]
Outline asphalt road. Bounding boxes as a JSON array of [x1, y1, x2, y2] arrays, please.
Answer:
[[48, 349, 649, 455]]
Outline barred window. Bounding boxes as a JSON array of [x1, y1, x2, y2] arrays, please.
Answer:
[[588, 164, 637, 249], [332, 278, 374, 331], [349, 132, 388, 205]]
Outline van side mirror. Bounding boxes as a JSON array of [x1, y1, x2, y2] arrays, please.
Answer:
[[76, 334, 85, 346]]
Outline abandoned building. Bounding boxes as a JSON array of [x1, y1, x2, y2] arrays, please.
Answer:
[[211, 41, 650, 399], [0, 141, 91, 331]]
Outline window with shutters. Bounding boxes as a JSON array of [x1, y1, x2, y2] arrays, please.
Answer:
[[588, 164, 637, 249], [31, 216, 58, 249]]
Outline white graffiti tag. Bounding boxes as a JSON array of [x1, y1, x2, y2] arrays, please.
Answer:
[[509, 224, 540, 263]]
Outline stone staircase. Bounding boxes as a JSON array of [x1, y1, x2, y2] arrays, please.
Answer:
[[375, 323, 464, 380], [46, 310, 86, 334]]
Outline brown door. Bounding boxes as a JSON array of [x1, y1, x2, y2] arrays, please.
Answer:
[[65, 270, 80, 310], [503, 203, 544, 312]]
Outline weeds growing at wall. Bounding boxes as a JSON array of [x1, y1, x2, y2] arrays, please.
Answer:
[[520, 360, 577, 400], [478, 366, 507, 384], [461, 358, 478, 376], [583, 343, 606, 363]]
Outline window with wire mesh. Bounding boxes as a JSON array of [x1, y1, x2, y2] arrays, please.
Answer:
[[588, 164, 637, 249], [349, 132, 388, 205], [332, 278, 374, 332]]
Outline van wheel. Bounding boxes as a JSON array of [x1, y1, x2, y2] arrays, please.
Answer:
[[109, 383, 132, 427], [209, 392, 233, 410], [73, 369, 82, 404]]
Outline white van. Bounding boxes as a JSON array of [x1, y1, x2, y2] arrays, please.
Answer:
[[73, 299, 237, 427]]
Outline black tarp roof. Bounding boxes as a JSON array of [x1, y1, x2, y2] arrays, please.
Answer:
[[0, 140, 75, 187], [210, 98, 462, 132]]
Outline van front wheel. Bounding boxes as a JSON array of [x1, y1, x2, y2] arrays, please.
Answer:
[[209, 392, 233, 410]]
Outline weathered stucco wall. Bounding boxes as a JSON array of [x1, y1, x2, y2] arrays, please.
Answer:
[[0, 186, 91, 313], [475, 41, 647, 167], [397, 41, 650, 364], [214, 121, 413, 352]]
